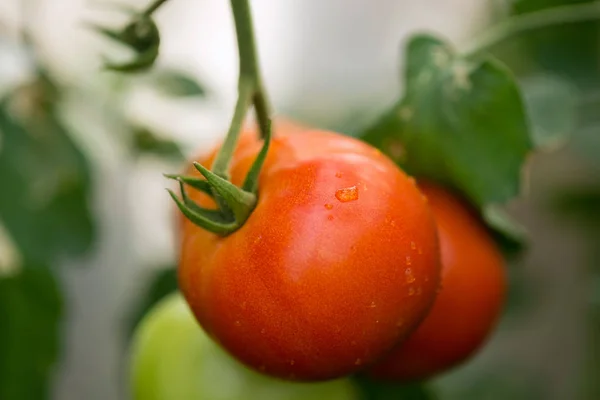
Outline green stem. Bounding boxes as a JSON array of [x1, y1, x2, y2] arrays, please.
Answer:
[[165, 0, 273, 236], [211, 0, 272, 179], [253, 90, 271, 140], [230, 0, 271, 139], [143, 0, 170, 16], [211, 79, 254, 179], [464, 1, 600, 57]]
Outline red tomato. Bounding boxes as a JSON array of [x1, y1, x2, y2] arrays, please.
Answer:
[[177, 123, 441, 381], [369, 182, 506, 381]]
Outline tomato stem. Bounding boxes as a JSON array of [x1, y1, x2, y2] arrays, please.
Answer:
[[165, 0, 272, 236], [230, 0, 272, 139], [464, 1, 600, 57], [211, 79, 254, 180]]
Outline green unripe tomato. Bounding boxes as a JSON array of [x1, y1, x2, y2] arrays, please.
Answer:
[[129, 293, 358, 400]]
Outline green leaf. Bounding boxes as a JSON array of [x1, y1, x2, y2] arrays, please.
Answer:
[[0, 81, 95, 265], [131, 126, 184, 161], [0, 267, 63, 400], [509, 0, 600, 86], [520, 74, 578, 149], [90, 13, 160, 72], [152, 69, 206, 97], [351, 375, 436, 400], [551, 186, 600, 229], [362, 34, 533, 208], [483, 204, 529, 256]]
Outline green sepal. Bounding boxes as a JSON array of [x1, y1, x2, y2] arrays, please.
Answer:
[[164, 174, 212, 196], [193, 162, 257, 223], [242, 119, 272, 194], [175, 181, 224, 220], [166, 190, 238, 235]]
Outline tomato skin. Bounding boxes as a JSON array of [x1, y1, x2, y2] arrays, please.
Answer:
[[178, 125, 441, 381], [369, 183, 506, 381]]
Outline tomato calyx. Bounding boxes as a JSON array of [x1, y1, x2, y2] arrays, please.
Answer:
[[164, 124, 271, 235], [165, 0, 273, 236]]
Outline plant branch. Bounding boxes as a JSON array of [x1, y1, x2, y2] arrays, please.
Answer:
[[464, 1, 600, 57], [143, 0, 170, 16]]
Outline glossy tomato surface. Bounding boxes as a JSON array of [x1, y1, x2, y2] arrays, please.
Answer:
[[369, 183, 506, 381], [130, 293, 358, 400], [178, 123, 441, 381]]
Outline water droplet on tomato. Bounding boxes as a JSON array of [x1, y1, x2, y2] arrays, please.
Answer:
[[410, 241, 416, 250], [390, 220, 396, 227], [405, 268, 416, 283], [408, 287, 415, 296], [355, 358, 362, 366], [335, 186, 358, 202], [375, 319, 380, 324], [235, 320, 241, 326], [327, 214, 334, 221], [260, 328, 266, 334], [335, 172, 343, 178], [290, 360, 295, 366], [254, 235, 262, 244], [324, 203, 333, 210], [406, 255, 412, 266], [369, 301, 376, 308]]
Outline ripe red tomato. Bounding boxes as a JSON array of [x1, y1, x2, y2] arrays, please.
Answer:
[[177, 122, 441, 381], [369, 182, 506, 381]]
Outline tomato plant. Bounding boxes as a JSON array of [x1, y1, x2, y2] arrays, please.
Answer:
[[4, 0, 600, 398], [369, 183, 506, 381], [175, 124, 441, 381], [130, 293, 359, 400]]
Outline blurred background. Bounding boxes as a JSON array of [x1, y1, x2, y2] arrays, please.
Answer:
[[0, 0, 598, 399]]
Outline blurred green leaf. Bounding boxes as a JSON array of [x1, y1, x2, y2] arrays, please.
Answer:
[[361, 34, 532, 209], [443, 369, 545, 400], [352, 376, 435, 400], [483, 204, 529, 256], [152, 69, 206, 97], [570, 123, 600, 167], [131, 126, 184, 161], [520, 74, 578, 149], [125, 266, 178, 337], [0, 77, 95, 265], [91, 13, 160, 72], [551, 186, 600, 229], [0, 267, 62, 400], [509, 0, 600, 86]]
